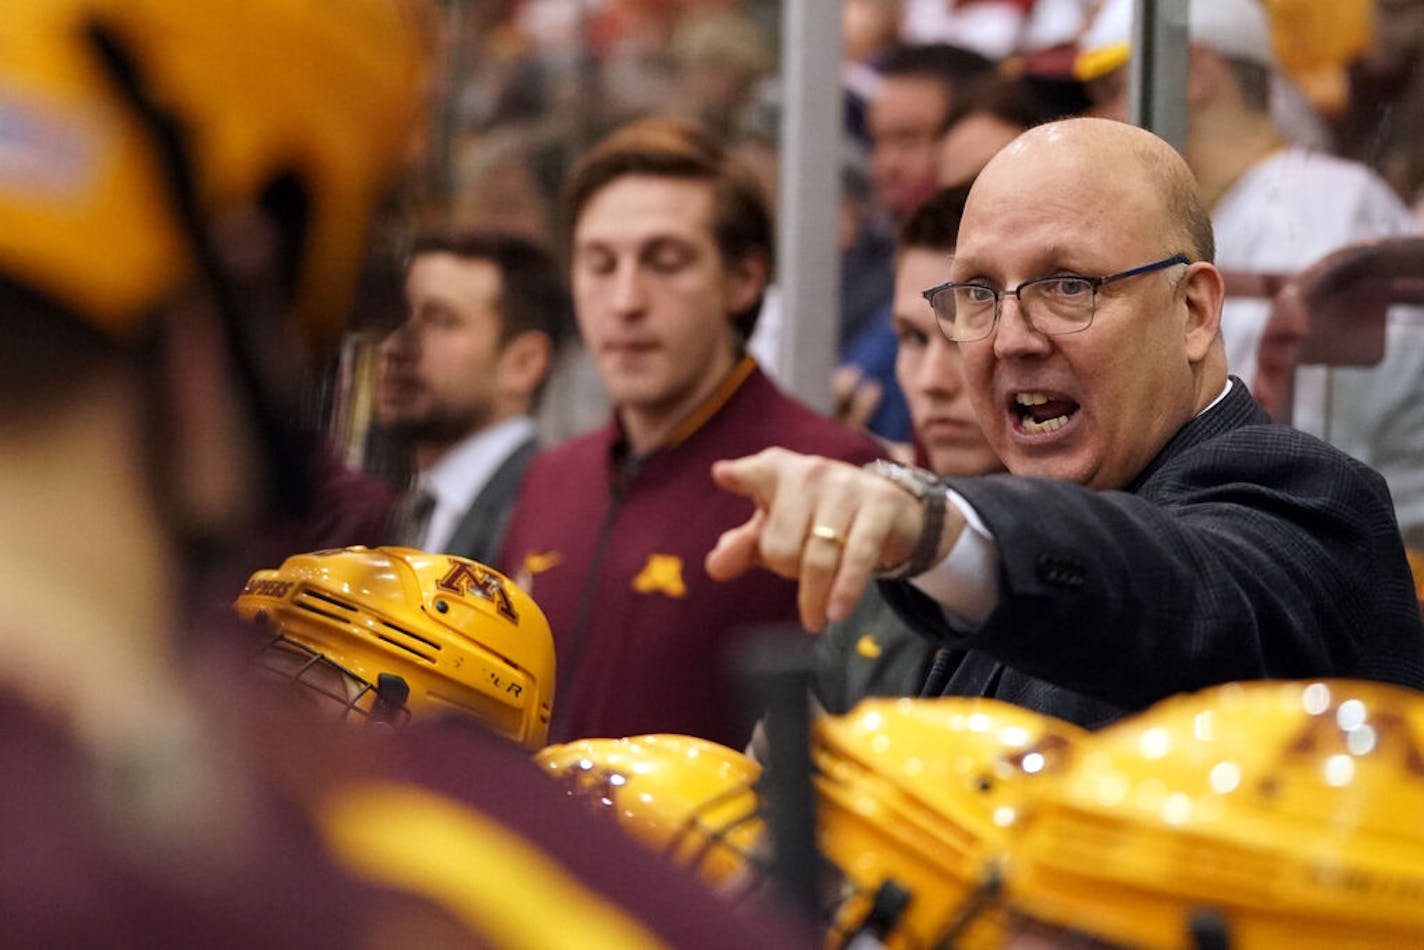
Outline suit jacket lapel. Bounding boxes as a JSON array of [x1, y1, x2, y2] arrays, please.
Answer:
[[443, 436, 539, 566]]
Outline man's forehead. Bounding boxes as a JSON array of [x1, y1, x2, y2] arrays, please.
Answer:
[[574, 175, 716, 243], [897, 245, 953, 276], [870, 76, 950, 122], [949, 238, 1095, 279], [954, 183, 1156, 277], [409, 250, 496, 277], [875, 74, 951, 104], [962, 151, 1161, 250], [975, 119, 1158, 187], [960, 157, 1098, 235], [407, 253, 501, 296], [895, 248, 952, 306], [973, 147, 1099, 201]]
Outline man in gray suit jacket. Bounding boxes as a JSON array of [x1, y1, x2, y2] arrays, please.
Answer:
[[377, 230, 572, 566], [708, 118, 1424, 727]]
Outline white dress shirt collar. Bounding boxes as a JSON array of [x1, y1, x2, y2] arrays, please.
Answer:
[[415, 415, 535, 553]]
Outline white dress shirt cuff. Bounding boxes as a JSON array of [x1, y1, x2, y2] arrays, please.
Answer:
[[908, 488, 999, 629]]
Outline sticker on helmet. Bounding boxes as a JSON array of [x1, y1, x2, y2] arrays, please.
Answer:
[[242, 578, 294, 599], [436, 560, 519, 623]]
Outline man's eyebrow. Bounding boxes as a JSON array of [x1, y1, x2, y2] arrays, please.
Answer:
[[416, 297, 460, 319], [574, 232, 694, 251], [947, 252, 988, 278], [643, 234, 698, 251], [950, 243, 1091, 279]]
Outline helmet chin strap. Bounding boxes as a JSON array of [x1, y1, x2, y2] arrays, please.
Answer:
[[84, 18, 314, 556]]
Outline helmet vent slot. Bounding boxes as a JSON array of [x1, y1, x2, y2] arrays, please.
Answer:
[[302, 590, 359, 612], [295, 601, 353, 625], [375, 634, 435, 664], [379, 619, 441, 652]]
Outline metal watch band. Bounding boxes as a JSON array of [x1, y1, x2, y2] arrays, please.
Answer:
[[864, 461, 948, 579]]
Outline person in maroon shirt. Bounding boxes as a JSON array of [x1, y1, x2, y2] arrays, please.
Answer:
[[499, 117, 885, 748]]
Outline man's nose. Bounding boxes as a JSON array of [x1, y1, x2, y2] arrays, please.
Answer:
[[380, 321, 417, 360], [609, 258, 647, 314], [992, 294, 1053, 358], [919, 336, 962, 394]]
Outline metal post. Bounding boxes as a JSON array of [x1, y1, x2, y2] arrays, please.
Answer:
[[1129, 0, 1190, 152], [737, 627, 820, 924], [777, 0, 843, 413], [433, 0, 469, 210]]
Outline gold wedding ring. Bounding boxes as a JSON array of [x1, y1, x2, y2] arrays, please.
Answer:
[[810, 523, 847, 548]]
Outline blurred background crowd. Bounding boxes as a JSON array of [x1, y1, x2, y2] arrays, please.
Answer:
[[336, 0, 1424, 509], [415, 0, 1424, 242]]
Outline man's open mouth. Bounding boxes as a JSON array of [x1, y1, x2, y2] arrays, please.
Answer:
[[1011, 391, 1080, 435]]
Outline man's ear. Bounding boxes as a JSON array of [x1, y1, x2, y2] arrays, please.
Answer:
[[724, 250, 770, 318], [1186, 44, 1225, 110], [1180, 261, 1225, 363], [497, 330, 553, 404]]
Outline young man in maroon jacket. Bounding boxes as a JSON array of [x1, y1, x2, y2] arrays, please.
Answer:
[[499, 117, 885, 748]]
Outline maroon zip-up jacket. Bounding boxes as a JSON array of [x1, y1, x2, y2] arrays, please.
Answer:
[[499, 358, 885, 747]]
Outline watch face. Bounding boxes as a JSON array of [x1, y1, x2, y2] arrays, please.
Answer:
[[903, 469, 934, 498]]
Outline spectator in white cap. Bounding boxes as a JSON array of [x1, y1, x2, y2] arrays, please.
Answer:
[[1076, 0, 1424, 549], [1076, 0, 1331, 148]]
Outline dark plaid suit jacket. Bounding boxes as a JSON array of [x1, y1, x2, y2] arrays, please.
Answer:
[[883, 378, 1424, 728], [442, 435, 538, 568]]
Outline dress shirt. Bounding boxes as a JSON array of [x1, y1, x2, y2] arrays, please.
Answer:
[[414, 415, 535, 554]]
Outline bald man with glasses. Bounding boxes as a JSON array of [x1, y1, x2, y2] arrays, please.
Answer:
[[708, 118, 1424, 728]]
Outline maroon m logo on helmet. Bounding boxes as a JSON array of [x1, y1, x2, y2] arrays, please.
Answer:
[[436, 561, 519, 624]]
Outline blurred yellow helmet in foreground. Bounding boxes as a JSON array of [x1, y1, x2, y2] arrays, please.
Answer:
[[0, 0, 422, 346], [237, 546, 554, 749], [1003, 679, 1424, 949], [813, 696, 1087, 949], [536, 734, 765, 892]]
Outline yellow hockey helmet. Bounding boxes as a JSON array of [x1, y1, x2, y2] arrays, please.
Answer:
[[236, 546, 554, 749], [1002, 679, 1424, 949], [535, 734, 765, 893], [812, 696, 1087, 949], [0, 0, 422, 346]]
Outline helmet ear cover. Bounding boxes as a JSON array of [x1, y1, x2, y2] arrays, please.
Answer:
[[370, 673, 410, 725], [238, 547, 554, 748]]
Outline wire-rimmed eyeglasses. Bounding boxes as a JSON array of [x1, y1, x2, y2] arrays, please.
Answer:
[[920, 253, 1191, 342]]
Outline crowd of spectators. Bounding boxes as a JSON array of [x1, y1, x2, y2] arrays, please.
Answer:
[[365, 0, 1424, 536]]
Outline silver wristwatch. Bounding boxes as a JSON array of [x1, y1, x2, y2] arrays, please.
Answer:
[[863, 459, 947, 579]]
